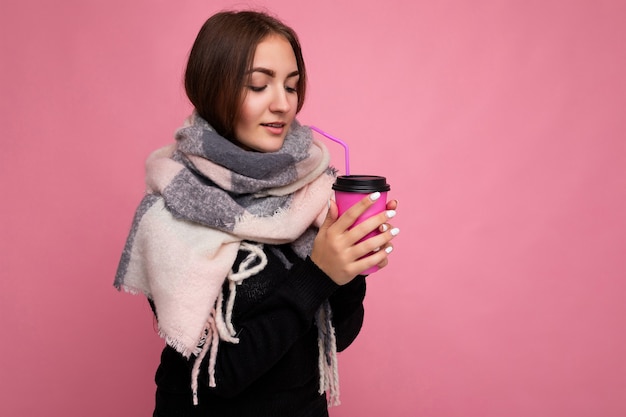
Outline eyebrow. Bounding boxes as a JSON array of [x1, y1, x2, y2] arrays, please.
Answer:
[[248, 67, 300, 78]]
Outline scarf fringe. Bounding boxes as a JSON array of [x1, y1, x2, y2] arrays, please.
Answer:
[[114, 284, 140, 296], [187, 242, 341, 407], [316, 301, 341, 406], [191, 314, 219, 405]]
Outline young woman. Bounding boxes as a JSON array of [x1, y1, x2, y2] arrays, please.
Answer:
[[115, 10, 399, 417]]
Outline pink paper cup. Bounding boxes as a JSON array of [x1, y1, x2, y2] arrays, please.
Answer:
[[332, 175, 391, 275]]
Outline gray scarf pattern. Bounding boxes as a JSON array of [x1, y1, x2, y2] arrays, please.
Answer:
[[114, 113, 340, 405]]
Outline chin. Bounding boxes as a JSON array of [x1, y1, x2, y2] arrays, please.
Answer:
[[262, 144, 285, 153], [259, 138, 287, 153]]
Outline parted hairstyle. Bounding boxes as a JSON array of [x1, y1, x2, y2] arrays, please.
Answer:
[[184, 10, 307, 141]]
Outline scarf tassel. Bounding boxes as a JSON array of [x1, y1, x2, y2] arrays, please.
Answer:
[[316, 301, 340, 406], [190, 242, 340, 407]]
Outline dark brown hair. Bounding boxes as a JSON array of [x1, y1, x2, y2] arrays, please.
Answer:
[[184, 10, 307, 141]]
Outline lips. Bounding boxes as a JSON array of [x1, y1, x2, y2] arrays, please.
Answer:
[[261, 122, 287, 135]]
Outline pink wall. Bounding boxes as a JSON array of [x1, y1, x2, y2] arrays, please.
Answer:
[[1, 1, 624, 416]]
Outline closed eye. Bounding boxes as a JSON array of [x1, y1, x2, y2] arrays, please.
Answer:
[[247, 67, 299, 94]]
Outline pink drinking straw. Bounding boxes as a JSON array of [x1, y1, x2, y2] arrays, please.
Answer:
[[309, 125, 351, 175]]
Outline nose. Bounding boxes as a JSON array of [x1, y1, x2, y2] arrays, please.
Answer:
[[269, 88, 291, 113]]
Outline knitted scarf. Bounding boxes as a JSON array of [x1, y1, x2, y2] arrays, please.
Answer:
[[114, 113, 340, 405]]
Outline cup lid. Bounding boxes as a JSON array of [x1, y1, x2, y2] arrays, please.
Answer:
[[332, 175, 390, 192]]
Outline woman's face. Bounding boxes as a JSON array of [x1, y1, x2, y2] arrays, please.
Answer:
[[234, 35, 299, 152]]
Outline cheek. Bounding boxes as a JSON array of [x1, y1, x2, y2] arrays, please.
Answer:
[[236, 103, 257, 132], [239, 97, 264, 123], [286, 96, 299, 120], [291, 96, 299, 113]]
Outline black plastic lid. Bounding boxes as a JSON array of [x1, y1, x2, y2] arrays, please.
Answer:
[[332, 175, 391, 192]]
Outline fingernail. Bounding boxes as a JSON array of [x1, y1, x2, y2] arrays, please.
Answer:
[[373, 246, 381, 252], [390, 227, 400, 236], [385, 246, 393, 254], [327, 199, 331, 209], [369, 192, 381, 201], [380, 224, 389, 232], [386, 210, 396, 219]]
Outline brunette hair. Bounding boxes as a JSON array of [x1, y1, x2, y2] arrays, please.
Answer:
[[184, 10, 307, 140]]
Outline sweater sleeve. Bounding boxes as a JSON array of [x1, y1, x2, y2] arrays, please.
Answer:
[[206, 256, 339, 398]]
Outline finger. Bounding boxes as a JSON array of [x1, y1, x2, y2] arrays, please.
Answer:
[[379, 220, 398, 233], [386, 199, 398, 210], [353, 244, 393, 273], [333, 192, 383, 232], [353, 226, 399, 259], [347, 209, 396, 244]]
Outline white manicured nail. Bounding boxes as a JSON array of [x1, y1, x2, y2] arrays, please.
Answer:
[[390, 227, 400, 236], [380, 224, 389, 232], [385, 246, 393, 254], [369, 192, 381, 201], [386, 210, 396, 219]]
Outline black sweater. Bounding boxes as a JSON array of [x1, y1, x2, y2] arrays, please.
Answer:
[[152, 243, 366, 417]]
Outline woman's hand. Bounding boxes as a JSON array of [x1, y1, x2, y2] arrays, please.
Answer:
[[311, 193, 399, 285]]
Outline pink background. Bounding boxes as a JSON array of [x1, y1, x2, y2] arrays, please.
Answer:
[[1, 0, 624, 416]]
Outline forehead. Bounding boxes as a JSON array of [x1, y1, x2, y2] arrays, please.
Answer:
[[251, 34, 297, 70]]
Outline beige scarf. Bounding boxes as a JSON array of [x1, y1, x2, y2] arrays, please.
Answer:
[[114, 113, 340, 405]]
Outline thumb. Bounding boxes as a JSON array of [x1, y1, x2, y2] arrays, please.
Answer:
[[319, 199, 338, 230]]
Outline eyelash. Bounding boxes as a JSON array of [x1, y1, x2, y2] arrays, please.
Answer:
[[247, 85, 298, 93]]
